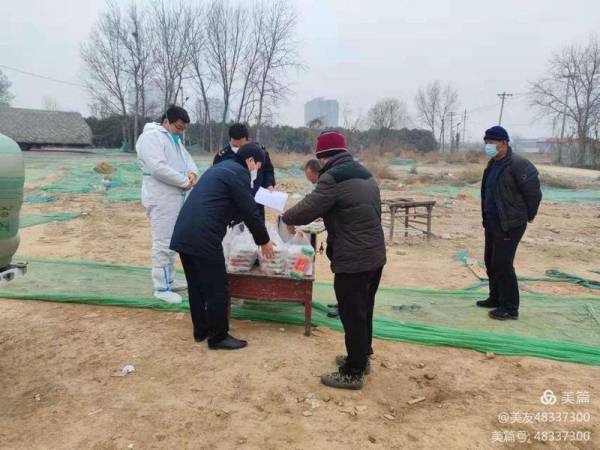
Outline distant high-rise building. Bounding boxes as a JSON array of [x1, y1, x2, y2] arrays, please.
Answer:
[[304, 97, 339, 128]]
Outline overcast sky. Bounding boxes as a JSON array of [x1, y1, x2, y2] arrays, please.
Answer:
[[1, 0, 599, 140]]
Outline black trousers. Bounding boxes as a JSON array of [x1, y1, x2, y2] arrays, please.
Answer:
[[179, 253, 229, 343], [484, 223, 526, 315], [334, 267, 383, 375]]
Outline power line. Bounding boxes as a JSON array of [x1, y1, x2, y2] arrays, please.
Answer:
[[465, 91, 528, 118], [0, 64, 86, 89], [468, 102, 498, 113]]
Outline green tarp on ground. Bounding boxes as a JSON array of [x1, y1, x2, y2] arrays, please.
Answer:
[[23, 154, 211, 204], [19, 213, 81, 228], [1, 257, 599, 366], [415, 184, 600, 205]]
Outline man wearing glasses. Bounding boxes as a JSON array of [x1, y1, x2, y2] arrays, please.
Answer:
[[136, 105, 199, 304]]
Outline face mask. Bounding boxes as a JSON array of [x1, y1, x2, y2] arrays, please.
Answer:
[[231, 146, 239, 154], [250, 169, 258, 184], [171, 133, 181, 144], [484, 143, 498, 158]]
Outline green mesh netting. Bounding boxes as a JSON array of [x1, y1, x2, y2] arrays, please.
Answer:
[[388, 158, 414, 166], [414, 185, 600, 205], [23, 153, 211, 204], [24, 194, 57, 204], [22, 153, 598, 205], [543, 269, 600, 290], [1, 257, 599, 366], [455, 249, 600, 291], [19, 213, 81, 228]]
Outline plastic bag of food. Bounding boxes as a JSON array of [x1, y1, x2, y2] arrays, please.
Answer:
[[227, 227, 258, 273], [286, 232, 315, 279], [222, 224, 243, 263], [259, 226, 288, 276]]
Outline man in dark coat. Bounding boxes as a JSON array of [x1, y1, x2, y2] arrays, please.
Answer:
[[477, 126, 542, 320], [213, 123, 275, 221], [282, 131, 386, 390], [171, 143, 275, 350]]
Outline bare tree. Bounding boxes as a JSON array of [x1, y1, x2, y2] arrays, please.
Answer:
[[415, 80, 441, 138], [531, 35, 600, 166], [367, 98, 409, 129], [0, 69, 14, 106], [81, 0, 131, 146], [307, 117, 323, 129], [235, 5, 263, 124], [122, 2, 154, 145], [341, 101, 363, 147], [150, 0, 195, 112], [415, 81, 458, 151], [254, 0, 299, 140], [205, 0, 245, 145], [439, 84, 458, 152], [367, 97, 409, 147], [189, 8, 214, 152]]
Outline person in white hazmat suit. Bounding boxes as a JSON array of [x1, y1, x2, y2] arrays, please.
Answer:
[[136, 105, 199, 303]]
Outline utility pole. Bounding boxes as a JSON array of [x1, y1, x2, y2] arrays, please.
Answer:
[[448, 111, 456, 152], [462, 109, 467, 144], [440, 117, 446, 152], [497, 92, 513, 125]]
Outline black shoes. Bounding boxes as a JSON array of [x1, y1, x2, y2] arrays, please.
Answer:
[[208, 334, 248, 350], [489, 308, 518, 320], [476, 298, 500, 308], [327, 304, 339, 318], [335, 355, 371, 375], [477, 298, 519, 320], [321, 371, 364, 390]]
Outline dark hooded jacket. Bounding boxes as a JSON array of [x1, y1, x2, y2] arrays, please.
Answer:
[[282, 152, 386, 274], [481, 147, 542, 231]]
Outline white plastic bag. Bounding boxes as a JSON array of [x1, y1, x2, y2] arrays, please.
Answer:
[[298, 219, 325, 234], [227, 227, 258, 273], [223, 224, 243, 263], [259, 226, 288, 276], [286, 232, 315, 279]]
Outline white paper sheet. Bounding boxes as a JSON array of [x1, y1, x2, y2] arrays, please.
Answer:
[[254, 187, 289, 212]]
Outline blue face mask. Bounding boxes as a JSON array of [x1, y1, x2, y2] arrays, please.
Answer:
[[171, 134, 181, 144], [484, 143, 498, 158]]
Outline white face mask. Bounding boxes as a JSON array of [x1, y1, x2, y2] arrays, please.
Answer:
[[250, 169, 258, 186], [231, 146, 239, 154]]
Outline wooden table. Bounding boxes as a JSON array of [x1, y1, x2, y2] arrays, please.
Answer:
[[227, 270, 314, 336], [381, 198, 436, 244], [225, 219, 321, 336]]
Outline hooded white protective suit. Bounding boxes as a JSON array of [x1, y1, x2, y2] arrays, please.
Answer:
[[136, 123, 199, 298]]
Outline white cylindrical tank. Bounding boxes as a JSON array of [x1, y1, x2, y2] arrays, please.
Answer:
[[0, 133, 25, 269]]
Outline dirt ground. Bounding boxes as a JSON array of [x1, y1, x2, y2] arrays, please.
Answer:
[[1, 153, 599, 449]]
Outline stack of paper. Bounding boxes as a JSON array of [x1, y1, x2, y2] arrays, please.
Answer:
[[255, 187, 289, 212]]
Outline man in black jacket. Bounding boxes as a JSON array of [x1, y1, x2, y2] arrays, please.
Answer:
[[213, 123, 276, 221], [477, 126, 542, 320], [282, 131, 386, 390], [171, 143, 275, 350]]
